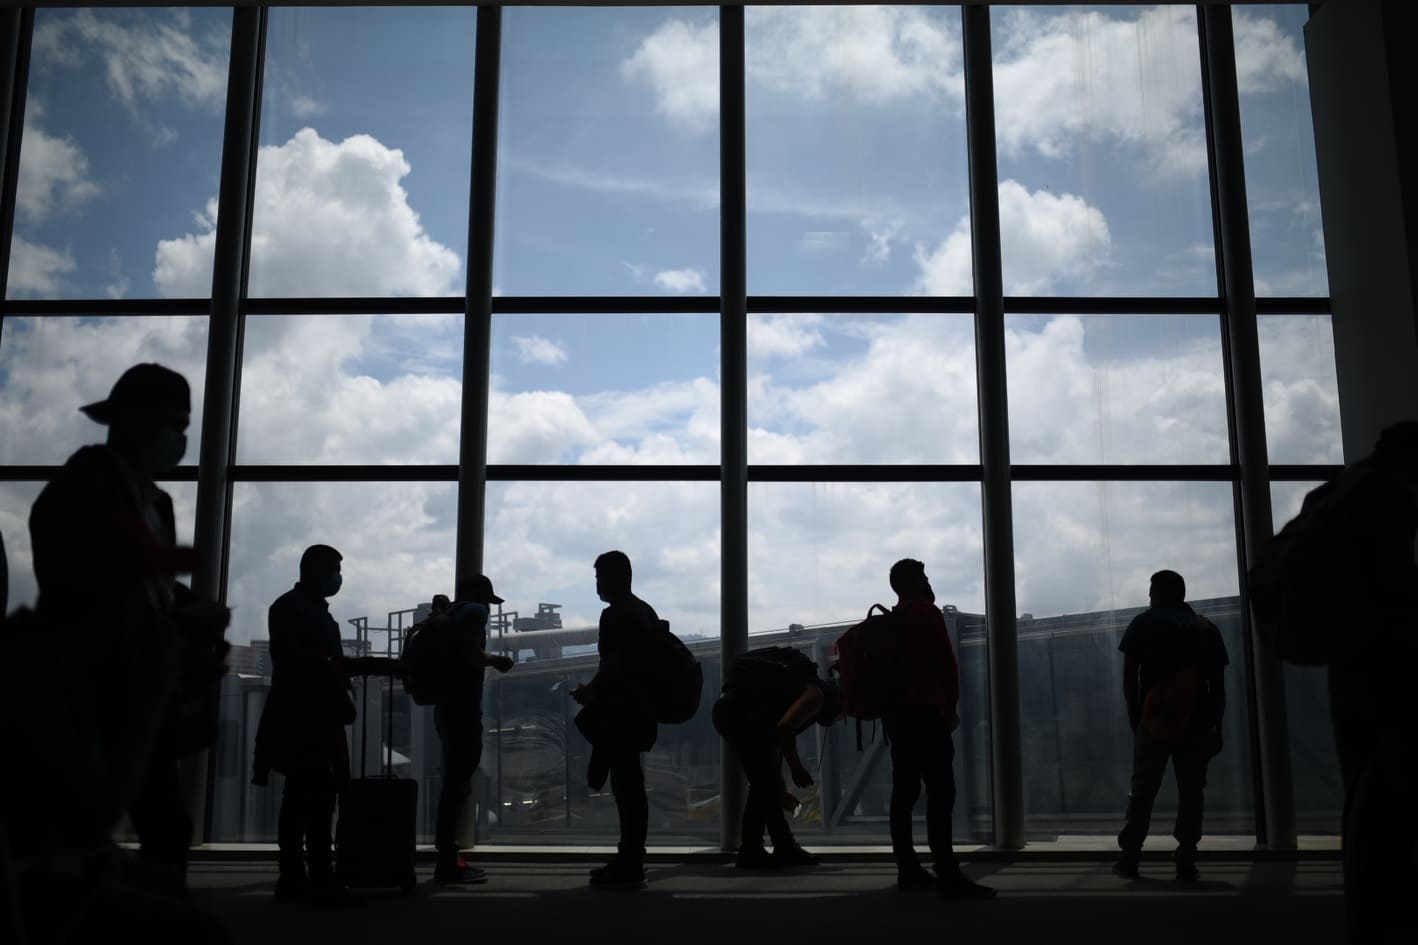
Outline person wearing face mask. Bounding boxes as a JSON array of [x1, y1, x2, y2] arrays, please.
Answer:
[[27, 362, 209, 887], [252, 544, 358, 907]]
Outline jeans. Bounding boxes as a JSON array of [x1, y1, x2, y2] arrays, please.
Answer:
[[434, 707, 484, 863], [277, 766, 337, 883], [883, 709, 957, 874], [713, 696, 795, 850], [1117, 726, 1211, 857]]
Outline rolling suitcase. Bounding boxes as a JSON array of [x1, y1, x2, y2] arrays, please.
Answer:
[[336, 656, 418, 892]]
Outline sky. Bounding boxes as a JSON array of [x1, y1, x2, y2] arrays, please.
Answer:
[[1, 4, 1342, 652]]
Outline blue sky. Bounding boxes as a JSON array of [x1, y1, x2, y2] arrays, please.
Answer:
[[1, 4, 1341, 648]]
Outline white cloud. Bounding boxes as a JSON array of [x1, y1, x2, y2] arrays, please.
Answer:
[[620, 18, 720, 134], [6, 237, 76, 296], [15, 103, 100, 222], [653, 268, 707, 294], [33, 9, 227, 112], [914, 180, 1110, 297], [289, 94, 326, 119], [154, 128, 462, 297], [511, 335, 568, 366], [1232, 10, 1308, 95], [861, 220, 902, 264], [748, 314, 825, 361]]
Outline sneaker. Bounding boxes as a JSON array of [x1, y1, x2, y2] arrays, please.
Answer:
[[771, 844, 820, 868], [434, 861, 489, 885], [1174, 858, 1200, 882], [1111, 858, 1141, 880], [897, 866, 937, 892], [589, 860, 646, 889], [937, 874, 997, 900], [735, 845, 779, 870]]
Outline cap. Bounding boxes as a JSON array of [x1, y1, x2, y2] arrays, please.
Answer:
[[460, 574, 504, 605], [80, 363, 191, 425]]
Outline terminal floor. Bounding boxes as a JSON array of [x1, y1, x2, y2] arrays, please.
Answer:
[[192, 857, 1350, 945]]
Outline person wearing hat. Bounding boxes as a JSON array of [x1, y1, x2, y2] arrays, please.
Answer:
[[432, 574, 514, 884], [27, 363, 204, 885]]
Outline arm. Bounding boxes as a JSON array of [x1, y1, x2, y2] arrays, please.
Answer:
[[1123, 651, 1140, 732], [777, 684, 824, 787]]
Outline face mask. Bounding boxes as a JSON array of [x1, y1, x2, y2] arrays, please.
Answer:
[[141, 429, 187, 477], [324, 573, 343, 598]]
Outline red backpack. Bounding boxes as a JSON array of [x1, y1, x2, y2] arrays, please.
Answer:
[[834, 604, 898, 722]]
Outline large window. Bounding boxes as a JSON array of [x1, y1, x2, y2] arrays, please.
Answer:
[[0, 3, 1344, 851]]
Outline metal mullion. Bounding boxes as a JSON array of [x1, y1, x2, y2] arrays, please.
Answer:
[[1200, 4, 1295, 850], [1010, 464, 1236, 482], [747, 296, 974, 315], [1268, 464, 1341, 481], [1254, 298, 1331, 316], [0, 465, 201, 482], [232, 464, 460, 483], [3, 299, 212, 317], [963, 2, 1024, 851], [488, 464, 718, 482], [244, 297, 465, 316], [0, 8, 32, 312], [747, 465, 983, 483], [1004, 296, 1222, 316], [491, 296, 719, 315]]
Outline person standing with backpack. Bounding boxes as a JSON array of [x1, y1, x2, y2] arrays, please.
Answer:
[[713, 646, 841, 869], [431, 575, 514, 885], [1114, 569, 1228, 882], [570, 550, 660, 889], [885, 559, 995, 898]]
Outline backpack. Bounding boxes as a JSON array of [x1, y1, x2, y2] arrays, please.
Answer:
[[399, 612, 457, 706], [1248, 474, 1359, 665], [645, 618, 704, 724], [1141, 663, 1199, 746], [727, 646, 817, 701], [834, 604, 898, 721]]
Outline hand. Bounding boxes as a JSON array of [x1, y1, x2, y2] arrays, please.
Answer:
[[790, 763, 814, 789], [781, 791, 800, 813], [492, 655, 514, 673]]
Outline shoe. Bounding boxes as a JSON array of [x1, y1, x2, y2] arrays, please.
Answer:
[[897, 866, 936, 891], [771, 844, 820, 868], [735, 845, 779, 870], [937, 873, 997, 899], [1174, 857, 1199, 882], [273, 875, 308, 903], [434, 860, 489, 885], [589, 859, 646, 889], [1111, 858, 1140, 880]]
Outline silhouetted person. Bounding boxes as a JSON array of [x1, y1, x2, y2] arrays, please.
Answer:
[[884, 559, 994, 898], [570, 550, 659, 888], [713, 646, 839, 869], [252, 544, 357, 907], [28, 363, 204, 885], [1114, 569, 1227, 882], [432, 575, 514, 885], [1322, 422, 1418, 943]]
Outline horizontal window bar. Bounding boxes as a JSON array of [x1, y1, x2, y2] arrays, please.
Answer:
[[245, 298, 463, 315], [1, 299, 211, 317], [748, 465, 982, 482], [1011, 465, 1236, 481], [1004, 297, 1223, 316], [748, 297, 973, 315]]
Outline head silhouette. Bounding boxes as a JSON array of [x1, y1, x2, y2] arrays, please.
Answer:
[[594, 550, 632, 602], [1375, 421, 1418, 479], [455, 574, 504, 606], [300, 544, 343, 598], [889, 558, 934, 602], [83, 363, 192, 477], [1149, 569, 1186, 607]]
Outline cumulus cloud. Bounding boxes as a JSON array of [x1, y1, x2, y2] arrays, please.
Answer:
[[289, 94, 326, 119], [653, 268, 707, 293], [1232, 10, 1308, 94], [155, 128, 462, 297], [511, 335, 568, 366], [6, 237, 76, 296], [15, 103, 100, 223], [914, 180, 1110, 297], [620, 18, 720, 134], [33, 8, 227, 112], [748, 314, 825, 361]]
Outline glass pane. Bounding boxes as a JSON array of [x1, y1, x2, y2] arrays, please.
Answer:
[[749, 481, 991, 843], [488, 314, 719, 465], [1006, 314, 1230, 465], [748, 314, 979, 464], [236, 314, 462, 465], [1, 479, 195, 613], [10, 8, 230, 300], [247, 7, 475, 297], [1257, 314, 1343, 465], [0, 316, 208, 465], [1012, 481, 1254, 837], [1236, 5, 1327, 297], [1268, 481, 1342, 833], [992, 6, 1214, 296], [496, 7, 719, 295], [480, 481, 719, 843], [212, 480, 457, 843], [745, 5, 970, 295]]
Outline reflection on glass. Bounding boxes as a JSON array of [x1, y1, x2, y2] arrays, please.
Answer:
[[1012, 480, 1254, 835], [10, 8, 229, 300], [237, 315, 463, 465], [1236, 5, 1327, 297], [250, 7, 475, 297], [1269, 480, 1343, 832], [992, 5, 1214, 296], [748, 314, 979, 464], [745, 5, 969, 295], [749, 481, 991, 842], [0, 316, 209, 465], [488, 314, 719, 465], [497, 6, 719, 295], [1006, 314, 1230, 465], [1257, 315, 1343, 465]]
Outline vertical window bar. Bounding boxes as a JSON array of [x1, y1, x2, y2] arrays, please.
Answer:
[[0, 8, 32, 309], [1199, 3, 1296, 850], [962, 3, 1023, 850]]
